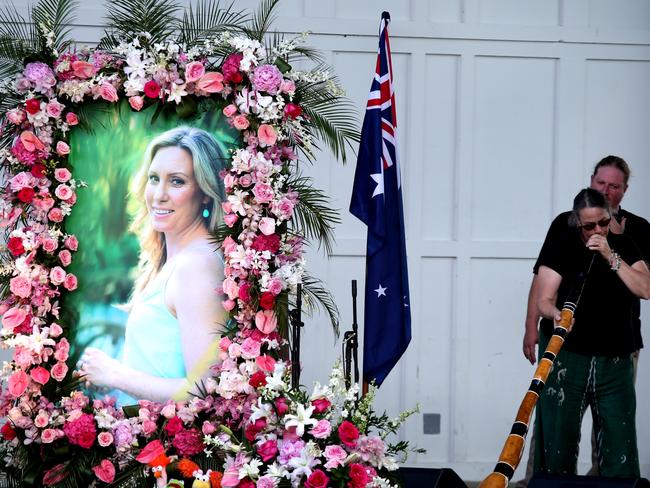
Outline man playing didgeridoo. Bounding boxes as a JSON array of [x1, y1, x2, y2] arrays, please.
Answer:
[[534, 188, 650, 477]]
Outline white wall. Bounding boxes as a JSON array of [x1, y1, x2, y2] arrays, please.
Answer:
[[4, 0, 650, 481]]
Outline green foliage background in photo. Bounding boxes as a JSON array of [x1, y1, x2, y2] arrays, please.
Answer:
[[66, 101, 238, 367]]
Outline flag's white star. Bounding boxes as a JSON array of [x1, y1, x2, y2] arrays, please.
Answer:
[[370, 172, 384, 197], [375, 284, 387, 297]]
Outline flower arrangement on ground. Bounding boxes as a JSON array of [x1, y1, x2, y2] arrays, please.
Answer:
[[0, 0, 419, 486]]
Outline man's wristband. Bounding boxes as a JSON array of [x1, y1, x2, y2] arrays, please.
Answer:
[[609, 251, 622, 271]]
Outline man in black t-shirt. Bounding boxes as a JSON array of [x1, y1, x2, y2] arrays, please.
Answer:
[[533, 188, 650, 477]]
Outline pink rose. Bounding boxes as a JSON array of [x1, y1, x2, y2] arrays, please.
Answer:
[[54, 184, 73, 200], [6, 108, 26, 125], [97, 431, 114, 447], [310, 419, 332, 439], [254, 310, 277, 334], [222, 236, 237, 254], [240, 338, 261, 359], [50, 323, 63, 337], [10, 276, 32, 298], [255, 354, 275, 372], [232, 114, 249, 130], [141, 419, 157, 436], [324, 444, 347, 469], [258, 217, 276, 235], [99, 82, 119, 102], [202, 421, 217, 435], [279, 79, 296, 94], [92, 459, 116, 483], [42, 237, 58, 253], [222, 299, 235, 311], [64, 235, 78, 251], [267, 277, 283, 295], [48, 208, 64, 223], [252, 183, 274, 203], [129, 96, 144, 111], [71, 60, 97, 79], [55, 141, 70, 156], [221, 277, 239, 300], [256, 439, 278, 462], [223, 213, 238, 227], [312, 397, 331, 414], [30, 366, 50, 385], [54, 168, 72, 182], [227, 342, 241, 358], [34, 411, 49, 428], [45, 100, 64, 118], [63, 273, 78, 291], [58, 250, 72, 266], [223, 104, 237, 117], [49, 266, 66, 285], [257, 124, 277, 146], [41, 428, 57, 443], [238, 174, 252, 187], [8, 370, 29, 397], [185, 61, 205, 82], [196, 72, 224, 93], [51, 362, 68, 381], [65, 112, 78, 125], [218, 336, 232, 351], [2, 307, 28, 332], [275, 397, 289, 415]]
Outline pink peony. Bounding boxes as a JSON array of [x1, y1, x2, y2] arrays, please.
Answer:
[[129, 95, 144, 111], [30, 366, 50, 385], [254, 310, 277, 334], [252, 64, 283, 94], [184, 61, 205, 82], [196, 72, 224, 93], [54, 168, 71, 182], [10, 276, 32, 298], [172, 428, 204, 456], [257, 124, 277, 146], [51, 362, 68, 381], [8, 370, 29, 397], [63, 412, 96, 449], [99, 82, 119, 102], [92, 459, 116, 483]]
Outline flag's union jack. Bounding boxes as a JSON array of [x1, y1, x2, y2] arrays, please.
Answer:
[[350, 12, 411, 387]]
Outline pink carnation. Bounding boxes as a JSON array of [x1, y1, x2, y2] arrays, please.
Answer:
[[63, 413, 96, 449]]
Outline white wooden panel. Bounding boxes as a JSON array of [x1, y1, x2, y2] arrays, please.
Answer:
[[422, 54, 459, 242], [472, 56, 556, 242], [478, 0, 560, 26], [428, 0, 462, 23], [583, 60, 650, 219], [412, 257, 455, 462], [588, 0, 650, 30], [464, 258, 536, 472], [334, 0, 412, 22]]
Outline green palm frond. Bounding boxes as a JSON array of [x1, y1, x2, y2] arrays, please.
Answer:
[[99, 0, 181, 46], [242, 0, 280, 42], [300, 272, 340, 336], [31, 0, 77, 53], [267, 31, 325, 66], [178, 0, 249, 46], [0, 3, 38, 61], [286, 174, 340, 255]]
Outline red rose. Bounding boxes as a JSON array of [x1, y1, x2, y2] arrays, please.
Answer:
[[17, 187, 35, 203], [144, 80, 161, 99], [338, 420, 360, 448], [30, 163, 46, 178], [7, 237, 25, 256], [311, 398, 331, 414], [1, 423, 17, 440], [222, 52, 244, 84], [259, 292, 275, 310], [249, 370, 267, 388], [244, 418, 266, 442], [347, 463, 370, 488], [164, 416, 183, 436], [284, 103, 302, 119], [25, 98, 41, 115], [305, 469, 330, 488]]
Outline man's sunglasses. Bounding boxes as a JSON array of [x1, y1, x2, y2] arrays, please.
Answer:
[[578, 218, 611, 231]]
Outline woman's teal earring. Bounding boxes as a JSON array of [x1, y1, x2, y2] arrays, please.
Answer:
[[202, 207, 210, 219]]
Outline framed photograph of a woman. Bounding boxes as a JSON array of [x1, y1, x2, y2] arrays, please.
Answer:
[[67, 102, 237, 405]]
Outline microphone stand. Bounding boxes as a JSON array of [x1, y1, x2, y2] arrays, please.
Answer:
[[343, 280, 360, 389], [290, 284, 303, 390]]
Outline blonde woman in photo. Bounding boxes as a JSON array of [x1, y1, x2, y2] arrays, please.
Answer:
[[79, 127, 227, 404]]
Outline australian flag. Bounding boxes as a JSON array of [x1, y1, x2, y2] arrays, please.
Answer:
[[350, 11, 411, 387]]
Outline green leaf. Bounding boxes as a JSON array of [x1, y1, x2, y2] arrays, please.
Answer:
[[99, 0, 181, 46], [31, 0, 78, 53], [0, 2, 38, 61], [178, 0, 249, 46], [241, 0, 280, 42]]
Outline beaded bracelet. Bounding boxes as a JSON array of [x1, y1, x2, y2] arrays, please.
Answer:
[[609, 252, 622, 271]]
